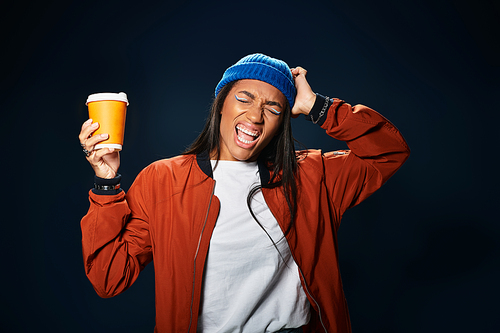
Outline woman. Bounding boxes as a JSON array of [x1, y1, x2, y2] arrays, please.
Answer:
[[79, 54, 410, 333]]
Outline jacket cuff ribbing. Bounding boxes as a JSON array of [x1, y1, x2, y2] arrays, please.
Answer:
[[92, 174, 122, 195], [305, 93, 332, 127]]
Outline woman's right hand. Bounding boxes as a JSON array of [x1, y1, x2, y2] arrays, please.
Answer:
[[79, 119, 120, 179]]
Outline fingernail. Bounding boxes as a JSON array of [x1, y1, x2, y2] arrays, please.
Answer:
[[92, 122, 99, 127], [100, 134, 108, 138], [85, 118, 92, 124]]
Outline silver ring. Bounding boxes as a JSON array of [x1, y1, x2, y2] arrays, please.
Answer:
[[83, 147, 92, 157]]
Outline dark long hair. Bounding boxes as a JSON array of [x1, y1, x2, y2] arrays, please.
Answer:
[[184, 80, 299, 243]]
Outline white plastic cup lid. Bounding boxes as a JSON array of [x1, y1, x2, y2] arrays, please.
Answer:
[[86, 92, 129, 105]]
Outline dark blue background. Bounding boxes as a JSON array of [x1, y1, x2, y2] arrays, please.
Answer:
[[1, 0, 498, 332]]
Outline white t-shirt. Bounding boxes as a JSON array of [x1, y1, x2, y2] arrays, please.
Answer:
[[197, 160, 310, 333]]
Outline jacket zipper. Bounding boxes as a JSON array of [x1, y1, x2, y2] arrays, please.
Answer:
[[187, 180, 216, 333], [298, 266, 328, 333]]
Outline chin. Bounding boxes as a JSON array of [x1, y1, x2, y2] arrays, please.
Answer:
[[226, 145, 262, 161], [231, 152, 257, 162]]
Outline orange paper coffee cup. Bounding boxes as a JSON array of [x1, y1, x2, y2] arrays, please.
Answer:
[[86, 92, 129, 151]]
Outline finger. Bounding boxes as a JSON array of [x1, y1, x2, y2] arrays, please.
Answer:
[[79, 121, 100, 144], [91, 147, 116, 161], [86, 147, 112, 166], [293, 72, 310, 89], [80, 118, 92, 131], [85, 133, 109, 150], [81, 134, 109, 160], [292, 66, 307, 77], [79, 119, 94, 139]]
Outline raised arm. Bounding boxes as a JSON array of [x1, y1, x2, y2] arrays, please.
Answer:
[[291, 66, 410, 216], [79, 119, 153, 297]]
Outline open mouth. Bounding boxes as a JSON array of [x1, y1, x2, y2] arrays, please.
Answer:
[[236, 124, 260, 145]]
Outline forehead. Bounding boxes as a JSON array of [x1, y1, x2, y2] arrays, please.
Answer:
[[232, 79, 286, 103]]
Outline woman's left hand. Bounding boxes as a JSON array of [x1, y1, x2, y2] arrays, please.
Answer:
[[291, 67, 316, 118]]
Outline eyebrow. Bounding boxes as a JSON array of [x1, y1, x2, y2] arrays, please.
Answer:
[[238, 90, 283, 109]]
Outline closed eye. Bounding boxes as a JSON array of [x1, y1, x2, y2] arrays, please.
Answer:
[[266, 107, 281, 115], [235, 94, 249, 103]]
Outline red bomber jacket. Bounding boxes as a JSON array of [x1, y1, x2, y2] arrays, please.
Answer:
[[81, 98, 410, 332]]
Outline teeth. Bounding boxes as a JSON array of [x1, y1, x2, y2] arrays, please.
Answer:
[[237, 135, 254, 144], [236, 125, 258, 137]]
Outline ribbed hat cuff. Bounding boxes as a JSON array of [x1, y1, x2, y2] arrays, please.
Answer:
[[215, 63, 296, 107]]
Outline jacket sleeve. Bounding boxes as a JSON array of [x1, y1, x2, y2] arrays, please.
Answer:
[[80, 166, 154, 298], [309, 95, 410, 217]]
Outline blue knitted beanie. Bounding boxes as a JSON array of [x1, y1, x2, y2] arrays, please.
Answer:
[[215, 53, 296, 108]]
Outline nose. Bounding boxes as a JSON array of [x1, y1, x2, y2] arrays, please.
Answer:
[[246, 105, 264, 124]]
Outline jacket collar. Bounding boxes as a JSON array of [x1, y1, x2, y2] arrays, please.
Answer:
[[196, 151, 270, 185]]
